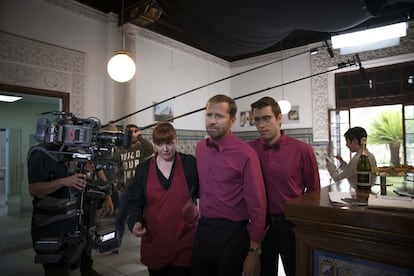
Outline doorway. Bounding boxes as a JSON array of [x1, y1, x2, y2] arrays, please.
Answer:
[[0, 85, 67, 252], [0, 129, 5, 211]]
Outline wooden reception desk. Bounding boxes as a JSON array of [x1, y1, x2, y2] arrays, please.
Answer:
[[284, 180, 414, 275]]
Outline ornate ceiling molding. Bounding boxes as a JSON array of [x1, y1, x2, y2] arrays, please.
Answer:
[[130, 24, 229, 67], [44, 0, 114, 24]]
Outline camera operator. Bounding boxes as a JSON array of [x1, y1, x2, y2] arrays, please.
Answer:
[[28, 142, 103, 276]]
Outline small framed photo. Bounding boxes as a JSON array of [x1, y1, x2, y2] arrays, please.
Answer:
[[240, 111, 254, 127], [283, 105, 300, 124], [153, 101, 174, 122]]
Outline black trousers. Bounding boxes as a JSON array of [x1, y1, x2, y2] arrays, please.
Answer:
[[191, 217, 249, 276], [260, 213, 296, 276], [148, 264, 191, 276]]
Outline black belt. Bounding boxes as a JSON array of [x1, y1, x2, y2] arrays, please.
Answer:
[[266, 213, 288, 225]]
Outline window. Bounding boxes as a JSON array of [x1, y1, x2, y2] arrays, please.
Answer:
[[330, 61, 414, 166]]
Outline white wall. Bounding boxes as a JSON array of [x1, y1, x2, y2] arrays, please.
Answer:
[[128, 32, 231, 130], [231, 51, 313, 132], [2, 0, 413, 133]]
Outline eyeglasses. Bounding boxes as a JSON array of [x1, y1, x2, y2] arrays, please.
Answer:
[[253, 115, 274, 124]]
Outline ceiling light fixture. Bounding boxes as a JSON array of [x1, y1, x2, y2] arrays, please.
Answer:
[[331, 22, 407, 55], [0, 95, 22, 102], [107, 0, 136, 83], [278, 57, 291, 114]]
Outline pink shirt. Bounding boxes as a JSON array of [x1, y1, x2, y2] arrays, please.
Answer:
[[196, 133, 267, 243], [248, 131, 320, 214]]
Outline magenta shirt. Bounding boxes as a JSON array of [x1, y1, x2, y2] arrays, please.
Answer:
[[248, 131, 320, 214], [196, 133, 267, 243]]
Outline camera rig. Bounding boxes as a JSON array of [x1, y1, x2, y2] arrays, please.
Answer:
[[31, 112, 132, 266]]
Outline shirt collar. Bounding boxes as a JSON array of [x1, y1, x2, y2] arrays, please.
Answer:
[[206, 133, 234, 152], [262, 130, 286, 151]]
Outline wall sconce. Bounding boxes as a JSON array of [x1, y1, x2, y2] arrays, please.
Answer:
[[107, 0, 136, 83], [331, 22, 407, 55]]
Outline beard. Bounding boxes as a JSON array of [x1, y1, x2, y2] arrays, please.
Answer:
[[207, 126, 225, 140]]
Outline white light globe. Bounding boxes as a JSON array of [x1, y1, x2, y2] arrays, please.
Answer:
[[278, 100, 291, 114], [107, 51, 136, 83]]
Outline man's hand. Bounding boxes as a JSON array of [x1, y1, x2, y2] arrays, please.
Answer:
[[104, 196, 114, 215], [66, 173, 87, 190], [243, 252, 261, 276]]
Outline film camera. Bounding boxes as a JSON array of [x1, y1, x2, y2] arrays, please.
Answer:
[[35, 111, 131, 151], [31, 112, 132, 265]]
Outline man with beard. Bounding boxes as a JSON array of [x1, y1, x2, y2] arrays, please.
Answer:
[[192, 94, 267, 276]]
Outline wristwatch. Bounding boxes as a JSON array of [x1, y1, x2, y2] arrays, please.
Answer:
[[249, 246, 262, 255]]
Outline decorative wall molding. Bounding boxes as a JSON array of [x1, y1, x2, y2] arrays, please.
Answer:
[[43, 0, 114, 24], [0, 31, 85, 116], [142, 128, 326, 161]]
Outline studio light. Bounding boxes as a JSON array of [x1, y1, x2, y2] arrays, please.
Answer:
[[107, 0, 136, 83], [331, 22, 407, 54]]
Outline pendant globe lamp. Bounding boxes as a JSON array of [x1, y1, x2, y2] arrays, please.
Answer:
[[278, 58, 291, 114], [107, 0, 136, 83]]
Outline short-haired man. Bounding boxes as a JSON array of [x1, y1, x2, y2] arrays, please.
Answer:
[[192, 94, 267, 276], [248, 96, 320, 276]]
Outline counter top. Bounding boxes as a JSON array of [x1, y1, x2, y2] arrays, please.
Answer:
[[285, 179, 414, 240], [284, 179, 414, 272]]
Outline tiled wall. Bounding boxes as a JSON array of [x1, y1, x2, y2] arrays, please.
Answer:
[[142, 128, 329, 169]]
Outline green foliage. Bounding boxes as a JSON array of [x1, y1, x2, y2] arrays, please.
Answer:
[[368, 111, 402, 145]]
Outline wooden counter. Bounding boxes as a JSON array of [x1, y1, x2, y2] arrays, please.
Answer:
[[285, 180, 414, 275]]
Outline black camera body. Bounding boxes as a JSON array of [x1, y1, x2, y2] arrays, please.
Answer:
[[32, 112, 128, 265], [35, 112, 131, 151]]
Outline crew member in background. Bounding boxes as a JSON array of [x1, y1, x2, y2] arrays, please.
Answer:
[[249, 96, 320, 276], [113, 123, 153, 253]]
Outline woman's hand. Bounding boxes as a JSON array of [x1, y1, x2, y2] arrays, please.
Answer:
[[132, 222, 147, 237]]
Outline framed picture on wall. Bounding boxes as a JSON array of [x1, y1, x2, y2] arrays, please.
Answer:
[[240, 111, 254, 127], [153, 101, 174, 122], [283, 105, 300, 124]]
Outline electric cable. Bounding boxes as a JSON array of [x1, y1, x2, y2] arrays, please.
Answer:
[[101, 44, 330, 128]]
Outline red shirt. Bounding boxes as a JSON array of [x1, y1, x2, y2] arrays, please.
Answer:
[[196, 133, 267, 243], [248, 131, 320, 214]]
